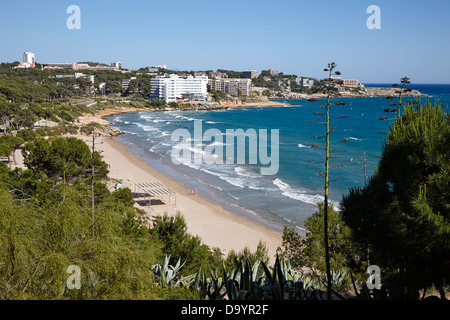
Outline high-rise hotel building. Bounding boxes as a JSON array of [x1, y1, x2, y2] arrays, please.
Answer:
[[23, 52, 35, 65], [150, 74, 208, 102]]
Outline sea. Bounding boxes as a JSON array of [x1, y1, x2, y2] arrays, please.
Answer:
[[105, 84, 450, 235]]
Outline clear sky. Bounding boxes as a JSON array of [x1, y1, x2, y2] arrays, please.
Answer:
[[1, 0, 449, 83]]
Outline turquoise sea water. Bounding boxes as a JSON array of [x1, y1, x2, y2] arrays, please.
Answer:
[[105, 84, 450, 234]]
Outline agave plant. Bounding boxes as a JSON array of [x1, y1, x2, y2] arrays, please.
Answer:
[[151, 255, 186, 288], [188, 264, 227, 300], [186, 255, 336, 301]]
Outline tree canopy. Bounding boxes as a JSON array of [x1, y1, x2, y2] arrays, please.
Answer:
[[341, 99, 450, 297]]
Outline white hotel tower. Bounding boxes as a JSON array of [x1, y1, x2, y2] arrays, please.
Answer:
[[150, 74, 208, 102], [23, 52, 35, 65]]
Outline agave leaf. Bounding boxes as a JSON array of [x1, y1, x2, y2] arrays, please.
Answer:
[[229, 280, 239, 300], [221, 263, 229, 290], [350, 271, 360, 298], [270, 285, 281, 300], [252, 260, 260, 282], [275, 256, 285, 298], [193, 265, 202, 292], [260, 261, 273, 284], [243, 258, 251, 291], [238, 289, 250, 300]]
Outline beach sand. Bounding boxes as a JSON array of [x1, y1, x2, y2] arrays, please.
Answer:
[[73, 134, 283, 262]]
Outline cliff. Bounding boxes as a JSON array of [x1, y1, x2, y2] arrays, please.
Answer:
[[253, 86, 426, 100]]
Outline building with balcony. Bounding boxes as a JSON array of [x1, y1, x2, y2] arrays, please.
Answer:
[[150, 74, 208, 102], [342, 79, 359, 87], [208, 78, 251, 96]]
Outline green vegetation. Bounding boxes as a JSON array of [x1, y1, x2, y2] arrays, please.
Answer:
[[0, 134, 273, 299], [0, 62, 448, 301], [341, 99, 449, 299], [279, 204, 364, 286], [208, 89, 228, 102]]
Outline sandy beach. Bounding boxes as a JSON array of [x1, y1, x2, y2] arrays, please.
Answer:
[[11, 105, 285, 262], [72, 133, 283, 262]]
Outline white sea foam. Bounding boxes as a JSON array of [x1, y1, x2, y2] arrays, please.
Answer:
[[273, 178, 340, 208], [160, 142, 172, 147], [234, 166, 255, 177], [227, 193, 240, 200], [149, 144, 159, 153], [139, 114, 153, 121], [133, 122, 159, 132], [298, 143, 309, 148]]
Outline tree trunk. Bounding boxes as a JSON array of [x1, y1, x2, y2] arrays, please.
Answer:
[[324, 71, 332, 300], [91, 132, 95, 239]]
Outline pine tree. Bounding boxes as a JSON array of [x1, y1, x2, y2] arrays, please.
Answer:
[[341, 99, 450, 298]]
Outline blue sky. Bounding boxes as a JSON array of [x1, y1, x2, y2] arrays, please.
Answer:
[[1, 0, 449, 83]]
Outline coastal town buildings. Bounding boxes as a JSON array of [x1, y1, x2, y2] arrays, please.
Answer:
[[53, 72, 95, 83], [296, 77, 315, 87], [323, 76, 360, 92], [268, 69, 279, 76], [324, 77, 359, 87], [243, 69, 260, 79], [44, 62, 118, 71], [208, 78, 252, 96], [14, 52, 36, 69], [23, 52, 35, 65], [209, 71, 228, 79], [150, 74, 208, 102], [121, 77, 137, 92], [342, 79, 359, 87], [111, 61, 122, 69]]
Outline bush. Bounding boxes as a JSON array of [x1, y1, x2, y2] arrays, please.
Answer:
[[149, 212, 216, 275]]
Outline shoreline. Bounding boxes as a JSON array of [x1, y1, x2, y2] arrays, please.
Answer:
[[219, 100, 292, 108], [81, 133, 283, 262]]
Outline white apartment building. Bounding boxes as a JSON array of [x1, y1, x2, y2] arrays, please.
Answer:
[[54, 73, 95, 83], [23, 52, 35, 65], [296, 77, 314, 87], [15, 52, 36, 68], [111, 61, 122, 69], [208, 78, 252, 96], [150, 74, 208, 102]]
